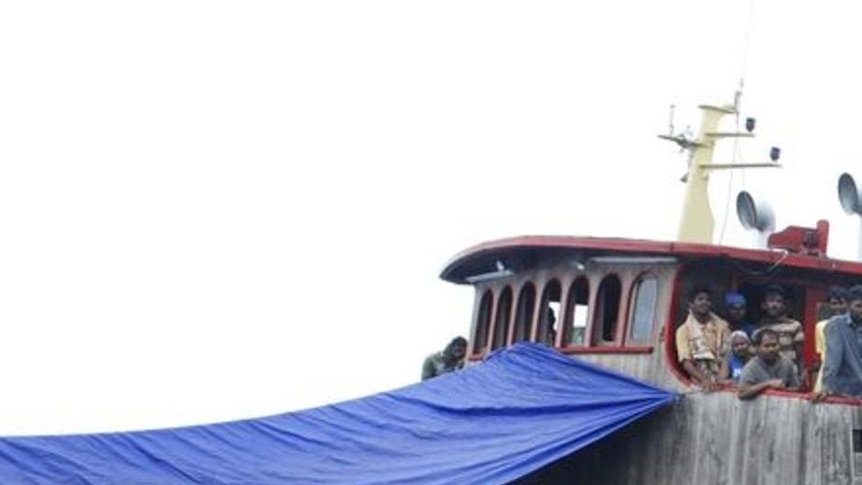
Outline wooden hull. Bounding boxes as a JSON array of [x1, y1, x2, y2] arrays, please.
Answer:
[[518, 392, 861, 485]]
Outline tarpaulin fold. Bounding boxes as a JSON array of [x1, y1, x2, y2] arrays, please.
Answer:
[[0, 343, 677, 484]]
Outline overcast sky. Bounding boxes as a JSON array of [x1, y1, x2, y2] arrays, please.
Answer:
[[2, 1, 861, 434]]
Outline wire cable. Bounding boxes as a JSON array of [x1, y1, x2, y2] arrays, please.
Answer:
[[717, 0, 757, 244]]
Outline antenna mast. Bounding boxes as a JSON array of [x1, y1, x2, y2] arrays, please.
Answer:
[[659, 100, 780, 244]]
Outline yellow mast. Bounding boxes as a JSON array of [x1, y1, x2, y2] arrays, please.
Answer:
[[660, 101, 780, 244]]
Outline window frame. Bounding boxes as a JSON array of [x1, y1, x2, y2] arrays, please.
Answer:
[[490, 286, 513, 351], [560, 276, 591, 349], [535, 279, 563, 346], [512, 283, 537, 344], [624, 272, 659, 346], [471, 289, 494, 356], [592, 273, 624, 346]]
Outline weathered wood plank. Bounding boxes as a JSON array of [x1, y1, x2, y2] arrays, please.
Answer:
[[517, 394, 862, 484]]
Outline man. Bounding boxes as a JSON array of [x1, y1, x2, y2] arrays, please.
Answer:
[[724, 292, 756, 337], [421, 336, 467, 381], [819, 285, 862, 398], [756, 285, 804, 376], [542, 307, 558, 346], [675, 286, 731, 391], [726, 330, 753, 383], [738, 328, 800, 400], [813, 286, 849, 393]]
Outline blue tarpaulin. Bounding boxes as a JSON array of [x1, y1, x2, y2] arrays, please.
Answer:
[[0, 343, 677, 484]]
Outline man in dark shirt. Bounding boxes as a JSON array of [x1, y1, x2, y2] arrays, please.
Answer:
[[738, 328, 799, 400], [421, 337, 467, 381], [819, 285, 862, 398]]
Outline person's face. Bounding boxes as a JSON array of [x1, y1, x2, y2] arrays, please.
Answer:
[[731, 336, 750, 356], [762, 294, 785, 318], [757, 334, 780, 363], [445, 342, 467, 361], [829, 297, 848, 316], [728, 306, 746, 323], [849, 300, 862, 324], [689, 292, 712, 316]]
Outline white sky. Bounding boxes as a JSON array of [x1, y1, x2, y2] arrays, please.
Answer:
[[1, 1, 861, 434]]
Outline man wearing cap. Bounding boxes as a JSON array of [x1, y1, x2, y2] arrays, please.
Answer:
[[725, 292, 756, 338]]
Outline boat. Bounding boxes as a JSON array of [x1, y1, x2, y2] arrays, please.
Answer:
[[440, 98, 862, 483], [5, 85, 862, 484], [4, 86, 861, 483]]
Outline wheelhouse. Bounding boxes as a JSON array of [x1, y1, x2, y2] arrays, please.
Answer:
[[441, 234, 862, 395]]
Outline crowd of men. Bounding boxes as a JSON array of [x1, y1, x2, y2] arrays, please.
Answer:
[[422, 283, 862, 399], [676, 284, 862, 400]]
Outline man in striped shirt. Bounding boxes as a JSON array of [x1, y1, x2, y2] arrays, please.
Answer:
[[755, 284, 804, 381]]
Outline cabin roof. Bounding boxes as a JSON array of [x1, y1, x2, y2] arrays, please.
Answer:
[[440, 235, 862, 284]]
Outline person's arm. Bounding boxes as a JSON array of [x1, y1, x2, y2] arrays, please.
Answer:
[[718, 357, 730, 382], [808, 358, 821, 392], [718, 327, 731, 383], [794, 322, 806, 379], [421, 357, 436, 381], [675, 324, 690, 361], [676, 323, 715, 390], [794, 342, 805, 375], [787, 363, 801, 391], [738, 379, 785, 400], [814, 320, 826, 362], [822, 321, 844, 394], [682, 359, 716, 391], [811, 323, 831, 402]]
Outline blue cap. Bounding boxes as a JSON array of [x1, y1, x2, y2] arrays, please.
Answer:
[[725, 292, 746, 308]]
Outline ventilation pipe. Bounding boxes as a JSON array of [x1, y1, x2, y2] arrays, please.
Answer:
[[736, 190, 776, 248], [838, 173, 862, 260]]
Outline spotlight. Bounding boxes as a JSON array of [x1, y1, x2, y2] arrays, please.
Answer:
[[745, 117, 756, 133], [838, 173, 862, 215], [770, 147, 781, 162]]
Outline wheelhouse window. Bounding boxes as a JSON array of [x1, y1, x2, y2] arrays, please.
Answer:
[[536, 280, 562, 346], [473, 290, 493, 353], [593, 275, 622, 345], [491, 286, 513, 350], [512, 283, 536, 343], [668, 259, 852, 393], [627, 274, 658, 345], [562, 277, 590, 346]]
